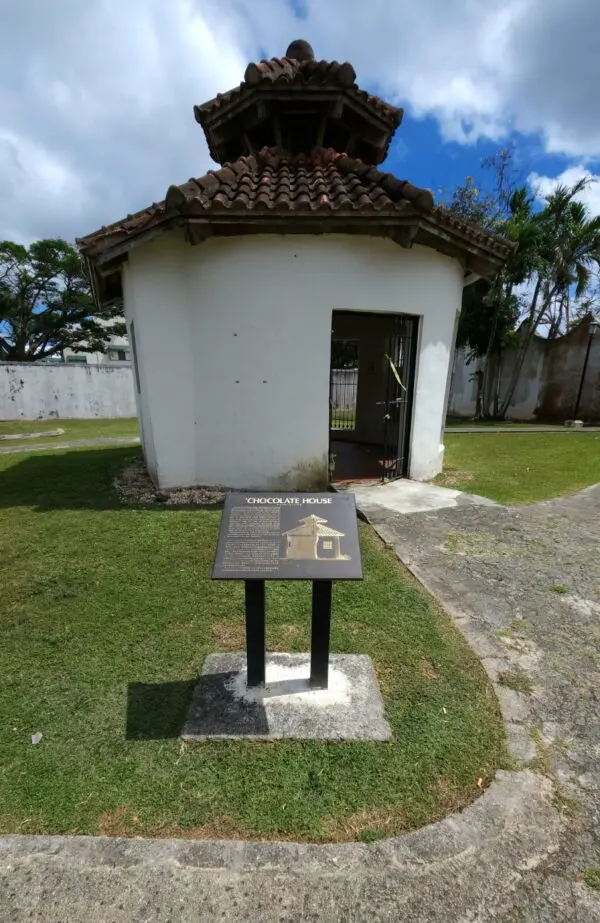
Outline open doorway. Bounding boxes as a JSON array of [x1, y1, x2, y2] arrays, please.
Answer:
[[329, 311, 418, 486]]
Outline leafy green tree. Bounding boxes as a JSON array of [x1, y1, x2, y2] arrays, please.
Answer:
[[450, 155, 537, 416], [497, 178, 600, 415], [0, 238, 125, 361], [446, 176, 501, 231], [449, 153, 600, 418]]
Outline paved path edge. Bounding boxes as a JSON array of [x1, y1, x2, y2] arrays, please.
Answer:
[[0, 436, 140, 454], [0, 771, 561, 921]]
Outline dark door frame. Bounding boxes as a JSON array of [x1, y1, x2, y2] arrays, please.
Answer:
[[380, 314, 419, 481], [329, 310, 419, 483]]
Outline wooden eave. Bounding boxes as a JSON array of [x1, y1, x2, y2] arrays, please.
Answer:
[[84, 208, 511, 309]]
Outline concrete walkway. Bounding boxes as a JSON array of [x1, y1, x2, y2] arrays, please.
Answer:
[[0, 435, 140, 454], [352, 477, 498, 514], [355, 479, 600, 921], [2, 480, 600, 921]]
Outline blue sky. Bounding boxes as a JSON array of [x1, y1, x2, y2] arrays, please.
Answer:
[[387, 117, 600, 210], [1, 0, 600, 243]]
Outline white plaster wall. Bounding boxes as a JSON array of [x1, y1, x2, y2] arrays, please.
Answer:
[[500, 340, 545, 420], [121, 244, 195, 483], [126, 234, 463, 488], [0, 363, 136, 420], [447, 347, 479, 417], [448, 341, 546, 421]]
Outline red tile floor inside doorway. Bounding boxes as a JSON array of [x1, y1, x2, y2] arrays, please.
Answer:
[[330, 439, 398, 486]]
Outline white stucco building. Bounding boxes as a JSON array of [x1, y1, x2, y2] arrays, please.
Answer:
[[78, 40, 513, 490]]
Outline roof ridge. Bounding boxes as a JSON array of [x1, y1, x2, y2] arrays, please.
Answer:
[[432, 204, 514, 248], [197, 56, 401, 130], [244, 56, 356, 89]]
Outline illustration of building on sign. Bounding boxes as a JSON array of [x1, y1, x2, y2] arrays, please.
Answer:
[[283, 515, 350, 561]]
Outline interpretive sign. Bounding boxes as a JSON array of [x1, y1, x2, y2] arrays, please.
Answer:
[[213, 492, 363, 581], [212, 492, 363, 689]]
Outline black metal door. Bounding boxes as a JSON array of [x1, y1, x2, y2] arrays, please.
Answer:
[[379, 315, 419, 481]]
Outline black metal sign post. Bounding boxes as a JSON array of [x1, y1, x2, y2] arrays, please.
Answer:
[[310, 580, 332, 688], [213, 492, 362, 690], [244, 580, 266, 687], [244, 578, 333, 689]]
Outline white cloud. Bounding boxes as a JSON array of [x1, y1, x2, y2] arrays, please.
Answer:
[[1, 0, 600, 242], [529, 166, 600, 216], [0, 0, 249, 243], [251, 0, 600, 154]]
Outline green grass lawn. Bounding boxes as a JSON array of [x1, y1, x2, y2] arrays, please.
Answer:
[[0, 417, 139, 447], [438, 432, 600, 504], [445, 419, 539, 428], [0, 446, 506, 842]]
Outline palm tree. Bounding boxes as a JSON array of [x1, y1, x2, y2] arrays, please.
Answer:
[[497, 178, 600, 416], [476, 187, 540, 416]]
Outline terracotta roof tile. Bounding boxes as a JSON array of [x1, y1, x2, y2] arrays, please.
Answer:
[[77, 148, 515, 271], [78, 148, 436, 253], [194, 57, 401, 129], [175, 148, 434, 214]]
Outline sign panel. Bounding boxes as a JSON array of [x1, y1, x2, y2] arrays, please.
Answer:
[[213, 492, 363, 580]]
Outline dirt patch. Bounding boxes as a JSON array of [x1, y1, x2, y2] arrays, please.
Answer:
[[323, 806, 408, 841], [212, 619, 246, 650], [435, 466, 475, 488], [429, 775, 485, 815], [420, 658, 439, 680], [278, 622, 303, 640], [270, 622, 306, 651], [145, 819, 256, 840], [98, 805, 137, 837], [98, 806, 253, 840], [213, 620, 306, 655], [114, 461, 225, 508]]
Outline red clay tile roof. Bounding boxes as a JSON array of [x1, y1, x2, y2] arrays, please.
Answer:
[[166, 148, 434, 214], [77, 148, 515, 277], [194, 57, 402, 130], [78, 148, 433, 254]]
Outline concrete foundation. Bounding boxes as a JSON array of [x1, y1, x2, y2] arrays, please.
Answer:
[[181, 652, 391, 741]]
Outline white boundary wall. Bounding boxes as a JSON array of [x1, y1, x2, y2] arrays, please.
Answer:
[[0, 362, 136, 420]]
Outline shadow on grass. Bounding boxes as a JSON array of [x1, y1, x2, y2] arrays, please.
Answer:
[[179, 671, 270, 738], [0, 445, 139, 511], [126, 674, 270, 740], [126, 679, 197, 740], [0, 445, 223, 513]]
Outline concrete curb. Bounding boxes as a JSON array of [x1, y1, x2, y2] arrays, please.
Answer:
[[0, 772, 560, 922], [0, 772, 555, 873], [0, 427, 65, 441], [0, 436, 140, 454]]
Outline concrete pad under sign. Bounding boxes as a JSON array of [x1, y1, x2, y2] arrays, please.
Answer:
[[181, 653, 391, 741]]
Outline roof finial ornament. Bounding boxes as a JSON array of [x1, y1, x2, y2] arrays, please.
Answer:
[[285, 39, 314, 62]]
